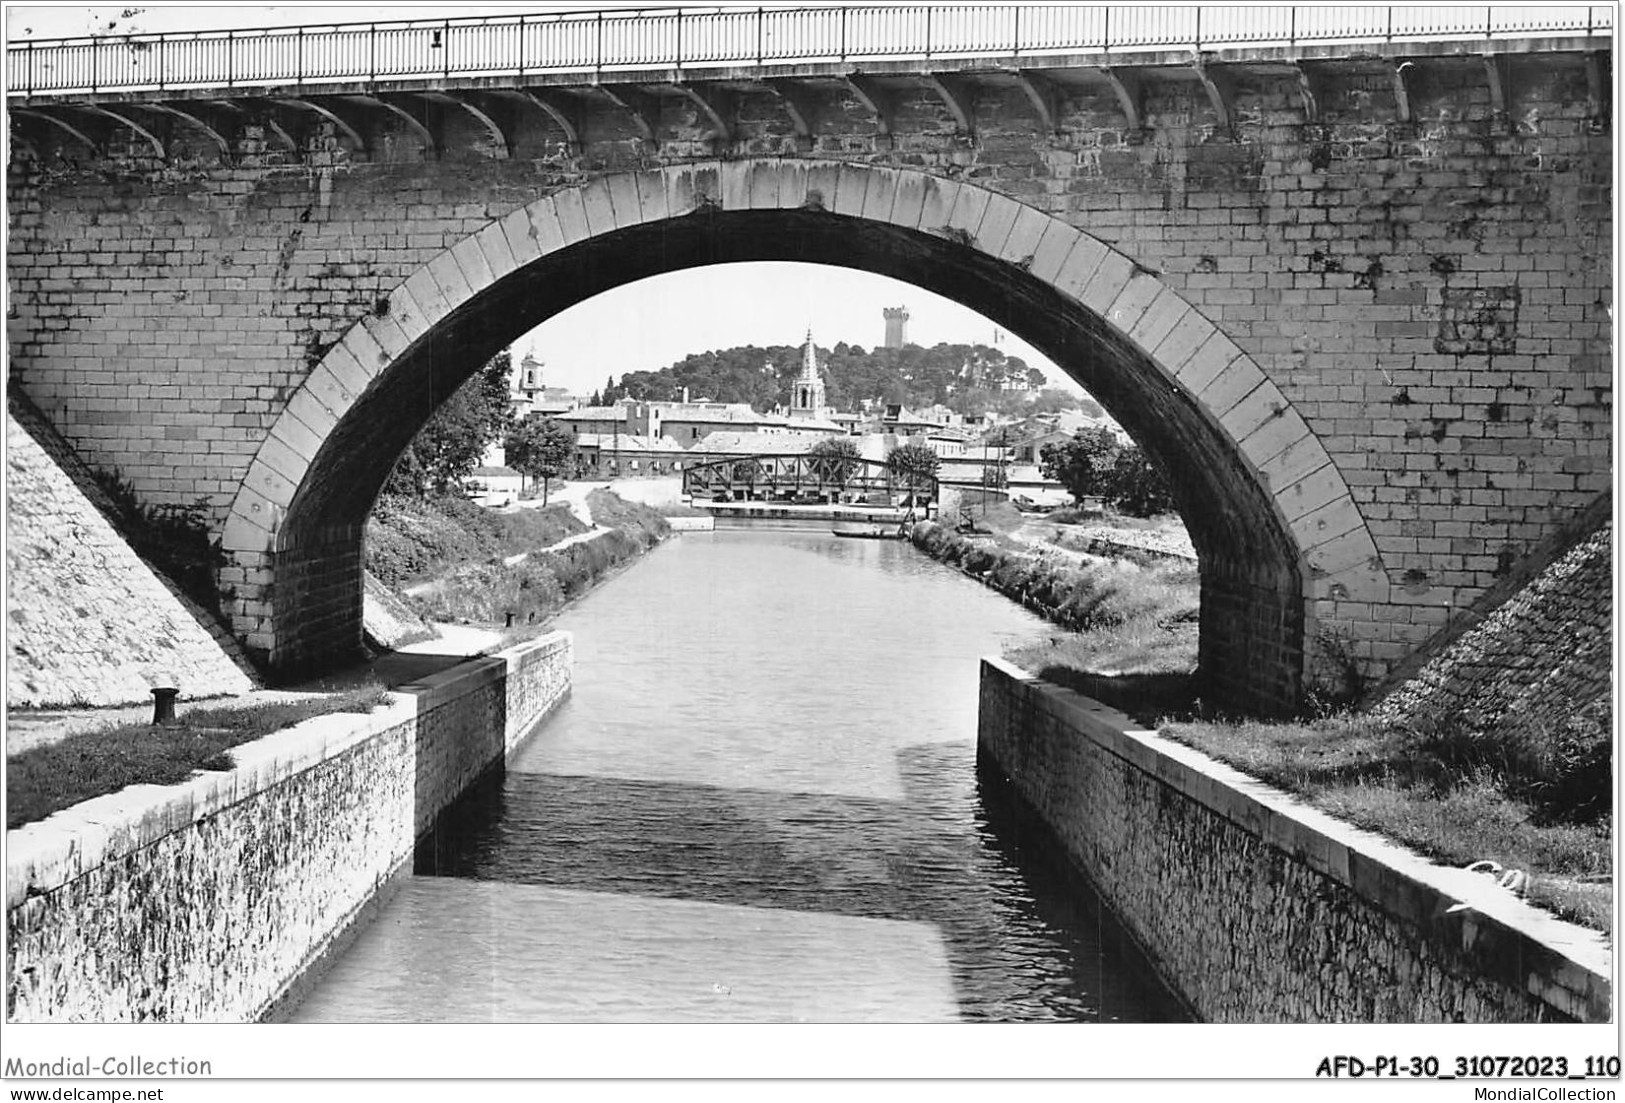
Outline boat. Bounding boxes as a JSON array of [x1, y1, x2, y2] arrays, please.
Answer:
[[832, 523, 909, 540]]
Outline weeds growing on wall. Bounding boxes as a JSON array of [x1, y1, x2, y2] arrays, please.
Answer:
[[1303, 627, 1368, 717], [92, 468, 229, 614]]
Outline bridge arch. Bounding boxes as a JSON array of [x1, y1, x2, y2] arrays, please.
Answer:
[[224, 158, 1387, 715]]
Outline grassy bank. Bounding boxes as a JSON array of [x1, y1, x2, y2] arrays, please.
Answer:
[[8, 687, 391, 830], [1160, 711, 1613, 934], [371, 488, 671, 628], [914, 514, 1611, 935], [911, 521, 1198, 634], [910, 519, 1201, 714], [365, 493, 589, 589]]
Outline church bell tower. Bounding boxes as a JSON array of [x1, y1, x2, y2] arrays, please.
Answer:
[[789, 329, 827, 419]]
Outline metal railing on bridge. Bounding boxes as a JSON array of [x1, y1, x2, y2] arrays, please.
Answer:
[[7, 5, 1614, 97], [683, 453, 936, 510]]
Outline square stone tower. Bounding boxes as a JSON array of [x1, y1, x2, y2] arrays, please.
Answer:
[[883, 306, 909, 349]]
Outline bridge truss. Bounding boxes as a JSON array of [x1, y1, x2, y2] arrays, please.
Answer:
[[682, 454, 937, 513]]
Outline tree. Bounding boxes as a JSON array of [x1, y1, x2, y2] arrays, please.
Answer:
[[1106, 443, 1176, 518], [1028, 387, 1086, 416], [730, 458, 763, 492], [586, 340, 1063, 413], [807, 437, 862, 489], [1039, 426, 1121, 504], [506, 418, 576, 505], [386, 351, 514, 498], [1039, 428, 1176, 517], [885, 441, 940, 493]]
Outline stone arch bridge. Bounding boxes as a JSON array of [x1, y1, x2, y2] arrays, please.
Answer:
[[5, 6, 1612, 715]]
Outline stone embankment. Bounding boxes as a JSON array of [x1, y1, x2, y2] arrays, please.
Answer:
[[979, 658, 1611, 1023], [1370, 503, 1612, 747], [6, 395, 254, 709], [7, 632, 573, 1022]]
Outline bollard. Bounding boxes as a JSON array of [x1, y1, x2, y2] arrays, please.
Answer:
[[151, 686, 180, 727]]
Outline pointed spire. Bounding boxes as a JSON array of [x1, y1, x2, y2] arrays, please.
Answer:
[[791, 328, 826, 418], [800, 328, 819, 382]]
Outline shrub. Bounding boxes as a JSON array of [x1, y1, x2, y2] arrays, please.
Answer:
[[1303, 628, 1367, 717], [412, 560, 565, 625], [961, 544, 999, 574], [492, 505, 589, 553], [389, 490, 666, 628], [92, 469, 229, 613], [585, 490, 670, 547], [365, 494, 590, 588], [989, 557, 1038, 595], [1046, 506, 1101, 526], [366, 493, 494, 587]]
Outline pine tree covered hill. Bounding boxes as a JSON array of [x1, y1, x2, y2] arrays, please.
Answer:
[[606, 342, 1047, 413]]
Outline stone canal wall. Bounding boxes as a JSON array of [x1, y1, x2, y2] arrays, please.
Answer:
[[977, 657, 1611, 1023], [4, 632, 572, 1023]]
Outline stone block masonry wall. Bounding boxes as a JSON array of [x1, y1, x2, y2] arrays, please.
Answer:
[[1045, 59, 1611, 677], [6, 400, 254, 707], [6, 48, 1610, 699], [4, 631, 572, 1022], [1373, 515, 1612, 741], [978, 657, 1610, 1023], [269, 526, 365, 676], [1198, 563, 1303, 713]]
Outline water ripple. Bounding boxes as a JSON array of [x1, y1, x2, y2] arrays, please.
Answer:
[[296, 532, 1187, 1023]]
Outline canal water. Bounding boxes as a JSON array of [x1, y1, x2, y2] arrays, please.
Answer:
[[291, 530, 1188, 1024]]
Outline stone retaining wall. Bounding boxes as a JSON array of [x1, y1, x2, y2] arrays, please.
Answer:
[[978, 657, 1611, 1023], [662, 516, 715, 532], [6, 396, 255, 708], [1372, 516, 1612, 744], [4, 631, 572, 1023]]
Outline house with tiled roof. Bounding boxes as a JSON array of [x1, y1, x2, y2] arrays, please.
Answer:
[[880, 404, 942, 437], [571, 433, 690, 477], [683, 431, 824, 461], [557, 397, 817, 446]]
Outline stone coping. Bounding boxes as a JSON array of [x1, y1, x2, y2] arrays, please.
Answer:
[[984, 656, 1614, 1023], [701, 502, 910, 520], [663, 516, 715, 531], [5, 632, 569, 911]]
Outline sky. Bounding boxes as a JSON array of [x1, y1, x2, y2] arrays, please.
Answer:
[[509, 263, 1072, 399], [7, 4, 1081, 399]]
